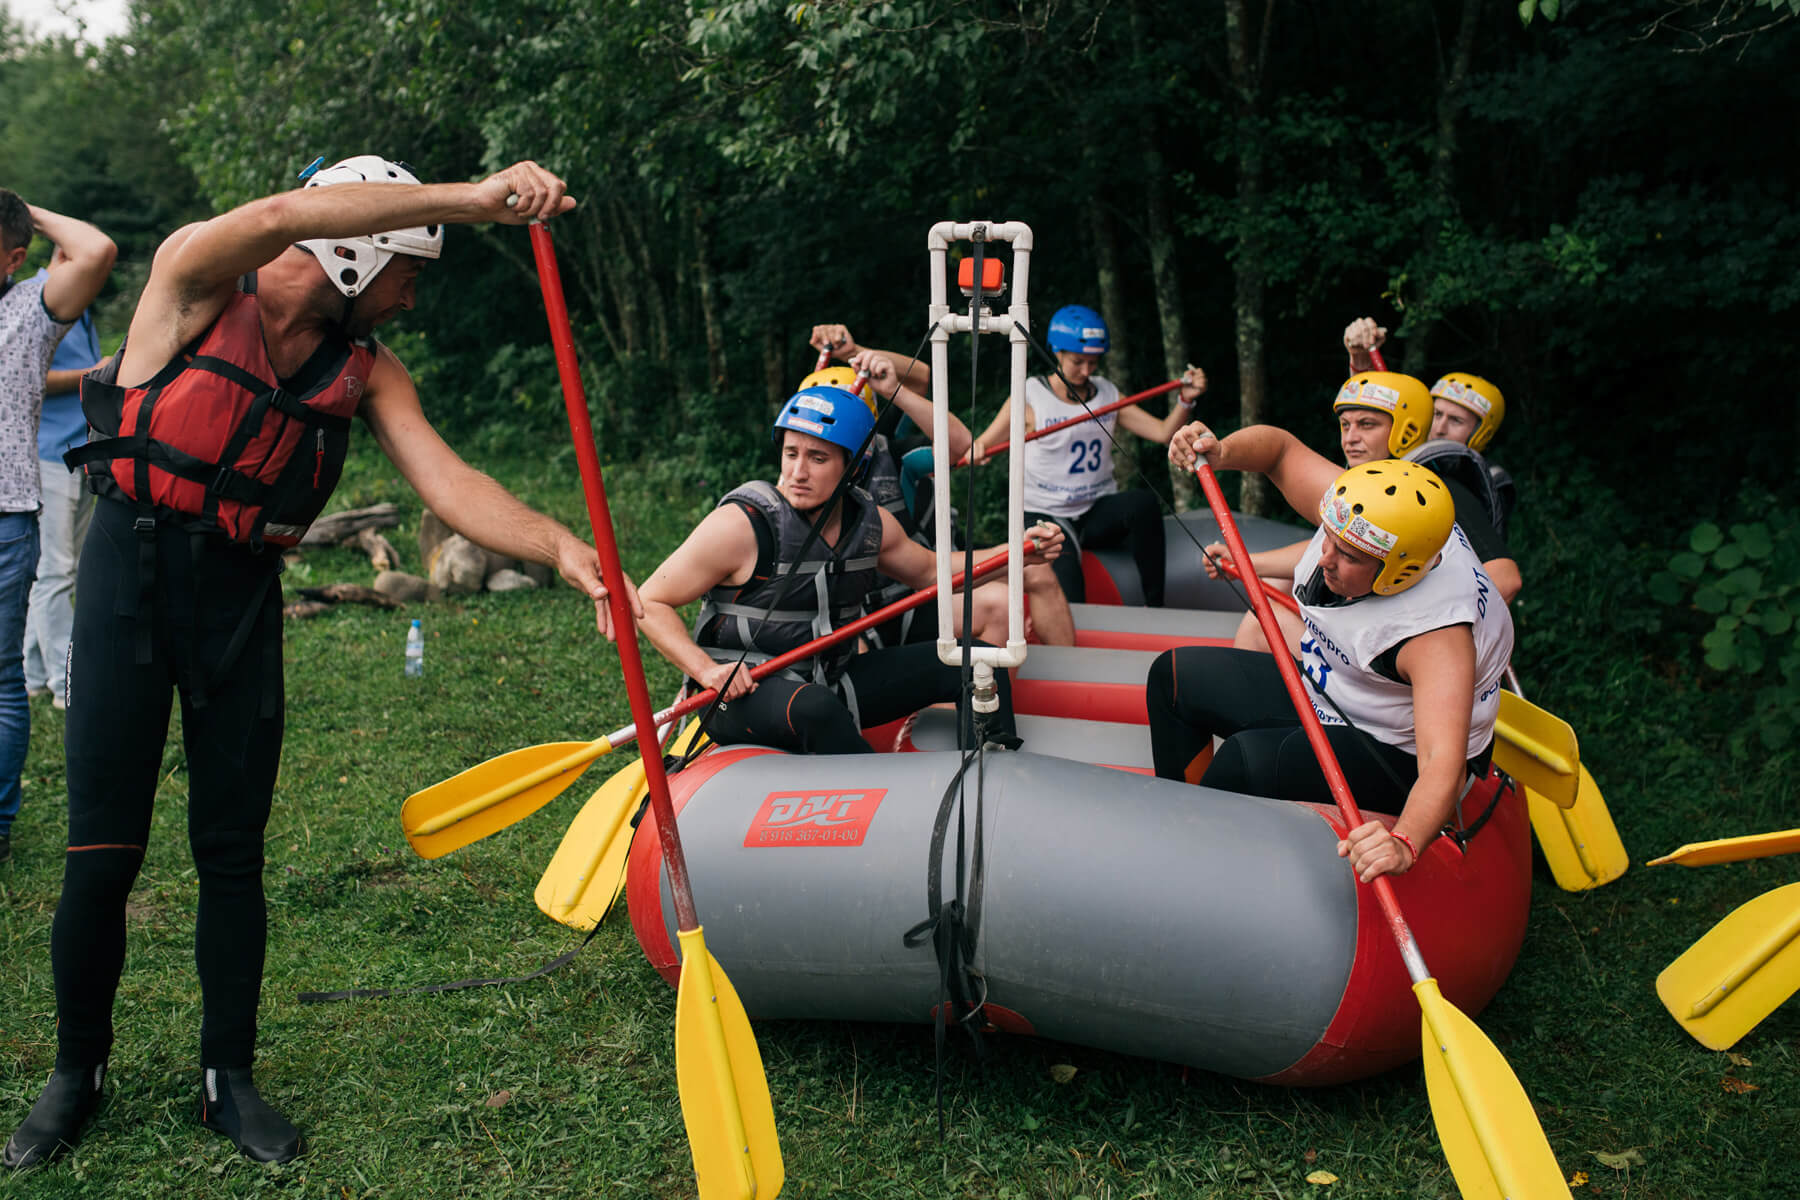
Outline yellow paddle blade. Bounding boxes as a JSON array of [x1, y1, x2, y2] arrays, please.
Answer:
[[1657, 881, 1800, 1051], [1416, 978, 1572, 1200], [402, 736, 611, 860], [534, 759, 648, 930], [1649, 828, 1800, 868], [675, 927, 784, 1200], [535, 721, 713, 930], [1494, 691, 1579, 810], [1525, 765, 1628, 892]]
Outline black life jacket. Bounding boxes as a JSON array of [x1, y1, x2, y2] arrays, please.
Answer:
[[69, 275, 373, 549], [694, 480, 884, 687], [1405, 439, 1510, 539]]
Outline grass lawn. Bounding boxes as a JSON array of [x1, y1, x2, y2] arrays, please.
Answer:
[[2, 433, 1797, 1199]]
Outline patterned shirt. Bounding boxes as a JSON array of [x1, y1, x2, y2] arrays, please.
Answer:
[[0, 275, 74, 511]]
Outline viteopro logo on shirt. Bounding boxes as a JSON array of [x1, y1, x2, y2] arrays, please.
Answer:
[[743, 788, 888, 847]]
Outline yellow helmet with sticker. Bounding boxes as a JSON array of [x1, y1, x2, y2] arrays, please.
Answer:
[[1316, 460, 1455, 596], [1331, 372, 1431, 457], [800, 365, 875, 413], [1429, 373, 1505, 451]]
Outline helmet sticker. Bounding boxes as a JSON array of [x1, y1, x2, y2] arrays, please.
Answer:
[[795, 395, 834, 414], [1337, 380, 1400, 413], [785, 416, 826, 436], [1320, 494, 1397, 560], [1433, 378, 1492, 417], [1080, 326, 1106, 340]]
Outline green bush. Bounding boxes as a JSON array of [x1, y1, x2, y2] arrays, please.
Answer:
[[1652, 501, 1800, 752]]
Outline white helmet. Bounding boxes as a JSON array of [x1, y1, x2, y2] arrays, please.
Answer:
[[294, 155, 444, 298]]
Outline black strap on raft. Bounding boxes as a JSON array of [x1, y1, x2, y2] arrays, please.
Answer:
[[901, 745, 991, 1137], [298, 921, 606, 1004]]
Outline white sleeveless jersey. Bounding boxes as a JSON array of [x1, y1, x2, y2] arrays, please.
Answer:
[[1020, 375, 1121, 518], [1292, 521, 1514, 758]]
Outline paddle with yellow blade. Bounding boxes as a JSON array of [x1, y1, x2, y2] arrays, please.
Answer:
[[1656, 882, 1800, 1051], [1492, 686, 1628, 893], [1195, 460, 1571, 1200], [528, 222, 779, 1199], [1651, 828, 1800, 1050], [402, 542, 1024, 861], [1649, 828, 1800, 868]]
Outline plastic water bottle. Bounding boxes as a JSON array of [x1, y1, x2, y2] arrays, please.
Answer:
[[404, 619, 424, 678]]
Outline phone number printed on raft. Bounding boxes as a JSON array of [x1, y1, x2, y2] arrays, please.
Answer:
[[744, 788, 888, 848]]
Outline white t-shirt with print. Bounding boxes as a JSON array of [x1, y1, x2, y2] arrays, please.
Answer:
[[0, 275, 74, 512]]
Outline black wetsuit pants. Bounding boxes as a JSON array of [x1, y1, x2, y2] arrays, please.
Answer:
[[51, 498, 285, 1069], [1029, 489, 1165, 607], [1145, 645, 1416, 812], [699, 640, 1015, 755]]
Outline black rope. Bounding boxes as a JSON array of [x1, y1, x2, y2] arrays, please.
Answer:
[[298, 921, 606, 1004]]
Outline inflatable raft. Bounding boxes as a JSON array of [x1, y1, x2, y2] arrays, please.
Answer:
[[621, 518, 1535, 1085]]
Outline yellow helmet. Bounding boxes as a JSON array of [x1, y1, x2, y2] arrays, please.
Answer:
[[1316, 460, 1455, 596], [1429, 373, 1505, 452], [1331, 372, 1431, 457], [800, 365, 875, 413]]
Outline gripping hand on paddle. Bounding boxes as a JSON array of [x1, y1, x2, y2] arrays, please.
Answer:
[[1024, 521, 1065, 564], [477, 161, 576, 224], [1167, 421, 1222, 472], [808, 324, 861, 363], [695, 660, 757, 701], [1199, 540, 1235, 581], [1343, 317, 1387, 374], [1339, 819, 1417, 882]]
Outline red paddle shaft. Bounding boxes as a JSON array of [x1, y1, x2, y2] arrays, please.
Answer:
[[1215, 558, 1301, 617], [957, 379, 1183, 465], [1370, 346, 1389, 372], [1193, 462, 1431, 982], [592, 542, 1028, 755], [531, 224, 704, 931]]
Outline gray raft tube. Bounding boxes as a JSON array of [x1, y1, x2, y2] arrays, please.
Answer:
[[627, 747, 1533, 1086]]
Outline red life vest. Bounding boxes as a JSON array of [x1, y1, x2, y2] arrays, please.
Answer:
[[72, 279, 374, 549]]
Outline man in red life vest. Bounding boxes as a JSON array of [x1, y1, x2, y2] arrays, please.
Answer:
[[3, 156, 635, 1169]]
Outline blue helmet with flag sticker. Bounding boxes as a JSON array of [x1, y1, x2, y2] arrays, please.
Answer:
[[1047, 305, 1109, 355], [773, 385, 877, 476]]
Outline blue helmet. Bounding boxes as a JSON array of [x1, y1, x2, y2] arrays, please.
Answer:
[[1046, 304, 1109, 355], [773, 385, 877, 471]]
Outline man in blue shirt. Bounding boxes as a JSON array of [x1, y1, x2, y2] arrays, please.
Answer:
[[24, 259, 102, 711]]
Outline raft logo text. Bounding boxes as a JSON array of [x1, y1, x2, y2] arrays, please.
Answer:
[[744, 788, 888, 847]]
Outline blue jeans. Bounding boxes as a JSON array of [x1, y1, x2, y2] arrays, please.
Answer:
[[0, 510, 41, 835]]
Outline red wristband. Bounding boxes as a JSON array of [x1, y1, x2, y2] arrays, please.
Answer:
[[1390, 830, 1417, 864]]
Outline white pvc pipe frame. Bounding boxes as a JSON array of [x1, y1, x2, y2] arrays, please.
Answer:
[[928, 220, 1031, 672]]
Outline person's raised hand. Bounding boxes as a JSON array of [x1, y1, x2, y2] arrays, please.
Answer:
[[808, 324, 859, 363], [482, 161, 576, 223]]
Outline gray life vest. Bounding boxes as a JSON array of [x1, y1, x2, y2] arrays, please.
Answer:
[[1405, 439, 1511, 539], [694, 480, 885, 687]]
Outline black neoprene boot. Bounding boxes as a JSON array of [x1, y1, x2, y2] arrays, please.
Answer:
[[198, 1067, 301, 1163], [3, 1064, 106, 1169]]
